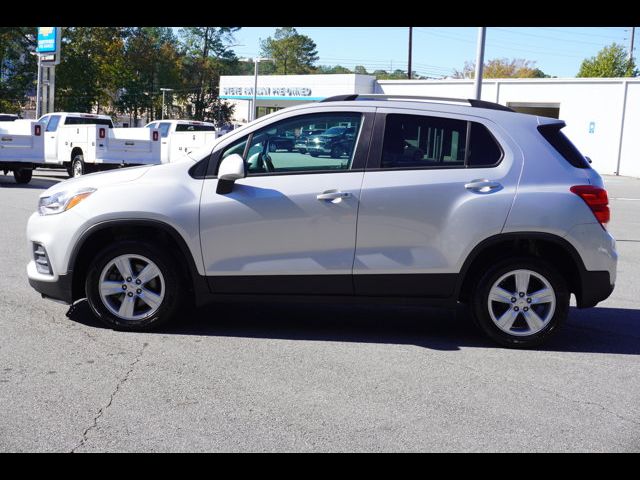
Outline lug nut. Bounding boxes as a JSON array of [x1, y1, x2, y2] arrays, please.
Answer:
[[519, 292, 525, 297], [511, 297, 517, 303], [136, 289, 142, 294], [127, 292, 134, 297], [527, 298, 532, 303], [135, 279, 141, 285], [524, 307, 529, 312], [126, 277, 132, 282], [122, 285, 127, 290], [514, 306, 519, 312]]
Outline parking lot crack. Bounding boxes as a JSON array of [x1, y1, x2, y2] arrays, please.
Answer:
[[70, 342, 148, 453]]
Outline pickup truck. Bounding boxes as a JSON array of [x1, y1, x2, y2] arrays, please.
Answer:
[[37, 112, 162, 177], [0, 119, 44, 184], [144, 120, 218, 164]]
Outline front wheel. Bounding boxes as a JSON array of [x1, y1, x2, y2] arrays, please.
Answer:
[[85, 241, 184, 331], [471, 258, 569, 348]]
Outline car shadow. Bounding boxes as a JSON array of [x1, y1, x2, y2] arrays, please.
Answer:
[[65, 300, 640, 354]]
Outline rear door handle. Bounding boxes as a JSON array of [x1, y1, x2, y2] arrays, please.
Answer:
[[316, 190, 351, 202], [465, 179, 502, 193]]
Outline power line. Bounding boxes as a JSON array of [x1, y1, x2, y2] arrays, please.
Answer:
[[492, 27, 611, 47]]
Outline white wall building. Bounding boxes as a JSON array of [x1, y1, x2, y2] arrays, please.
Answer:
[[220, 74, 640, 177]]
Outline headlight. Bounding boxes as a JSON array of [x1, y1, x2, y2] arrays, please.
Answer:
[[38, 188, 96, 215]]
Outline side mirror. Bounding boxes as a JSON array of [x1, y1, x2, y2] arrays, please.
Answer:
[[216, 153, 245, 194]]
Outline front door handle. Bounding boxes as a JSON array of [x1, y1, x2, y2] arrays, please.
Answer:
[[465, 179, 502, 193], [316, 190, 351, 202]]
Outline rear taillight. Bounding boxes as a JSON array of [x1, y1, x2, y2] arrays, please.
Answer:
[[99, 127, 106, 139], [570, 185, 610, 225], [34, 125, 41, 136], [153, 131, 159, 141]]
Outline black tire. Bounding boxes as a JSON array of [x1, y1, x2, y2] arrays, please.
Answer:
[[309, 152, 319, 157], [85, 240, 185, 331], [470, 257, 569, 348], [13, 168, 32, 184], [330, 145, 343, 159], [71, 155, 85, 178]]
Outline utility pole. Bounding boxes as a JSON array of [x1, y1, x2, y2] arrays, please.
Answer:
[[407, 27, 413, 79], [473, 27, 486, 100], [629, 27, 636, 65], [160, 88, 174, 119]]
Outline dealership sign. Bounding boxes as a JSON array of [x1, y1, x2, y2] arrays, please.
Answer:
[[37, 27, 60, 53], [221, 86, 313, 98]]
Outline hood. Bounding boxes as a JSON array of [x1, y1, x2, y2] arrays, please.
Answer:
[[40, 165, 152, 198]]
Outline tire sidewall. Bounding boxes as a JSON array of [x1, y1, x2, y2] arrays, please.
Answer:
[[472, 257, 569, 348], [72, 155, 84, 177], [85, 241, 183, 331]]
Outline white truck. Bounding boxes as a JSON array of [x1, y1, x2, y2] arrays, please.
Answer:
[[37, 113, 162, 177], [36, 114, 219, 177], [144, 119, 218, 164], [0, 119, 45, 184]]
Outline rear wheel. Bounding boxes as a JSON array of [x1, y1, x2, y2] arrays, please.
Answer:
[[471, 258, 569, 348], [13, 168, 32, 184], [85, 241, 184, 331]]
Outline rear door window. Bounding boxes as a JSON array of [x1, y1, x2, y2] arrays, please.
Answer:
[[380, 113, 502, 169]]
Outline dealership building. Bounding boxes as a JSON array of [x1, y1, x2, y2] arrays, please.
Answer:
[[219, 74, 640, 177]]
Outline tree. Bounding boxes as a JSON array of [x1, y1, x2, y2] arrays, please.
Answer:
[[178, 27, 240, 122], [577, 43, 637, 78], [56, 27, 129, 113], [115, 28, 183, 124], [453, 58, 548, 79], [316, 65, 352, 74], [0, 27, 37, 114], [260, 27, 318, 75]]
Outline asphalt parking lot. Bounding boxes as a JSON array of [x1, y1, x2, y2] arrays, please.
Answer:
[[0, 168, 638, 452]]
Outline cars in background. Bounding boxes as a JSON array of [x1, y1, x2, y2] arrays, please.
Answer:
[[267, 134, 295, 152], [294, 128, 325, 154], [307, 126, 356, 158]]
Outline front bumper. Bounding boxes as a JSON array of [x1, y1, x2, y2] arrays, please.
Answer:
[[27, 261, 73, 304]]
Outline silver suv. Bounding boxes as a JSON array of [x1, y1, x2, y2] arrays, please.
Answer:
[[26, 95, 617, 348]]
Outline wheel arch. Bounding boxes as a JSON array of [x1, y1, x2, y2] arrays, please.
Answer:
[[69, 219, 208, 303], [456, 232, 589, 307], [70, 146, 84, 163]]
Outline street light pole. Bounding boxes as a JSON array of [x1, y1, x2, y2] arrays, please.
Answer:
[[473, 27, 487, 100], [160, 88, 174, 120], [252, 59, 259, 122], [242, 57, 274, 122]]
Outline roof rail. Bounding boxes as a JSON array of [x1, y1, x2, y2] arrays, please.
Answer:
[[320, 94, 514, 112]]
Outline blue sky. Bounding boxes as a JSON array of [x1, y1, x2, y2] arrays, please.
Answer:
[[222, 27, 637, 78]]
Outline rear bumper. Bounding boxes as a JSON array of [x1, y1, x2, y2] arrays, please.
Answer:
[[577, 270, 614, 308]]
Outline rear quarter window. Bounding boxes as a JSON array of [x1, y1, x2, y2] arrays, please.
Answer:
[[538, 124, 591, 169]]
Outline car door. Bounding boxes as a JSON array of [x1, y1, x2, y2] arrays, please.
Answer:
[[199, 108, 375, 295], [43, 114, 61, 164], [354, 108, 521, 297]]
